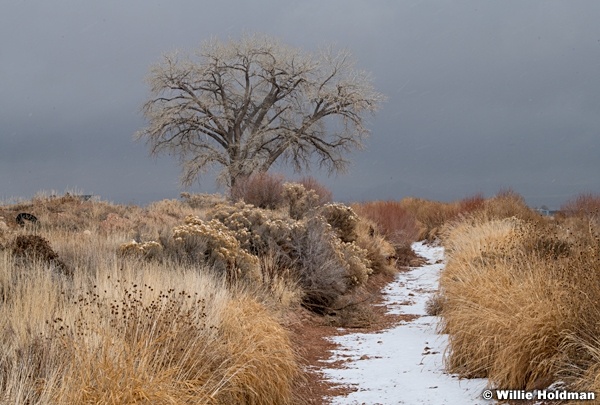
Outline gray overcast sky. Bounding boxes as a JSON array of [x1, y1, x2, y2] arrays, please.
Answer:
[[2, 0, 599, 208]]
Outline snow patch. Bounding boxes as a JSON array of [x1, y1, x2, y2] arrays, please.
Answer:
[[321, 241, 491, 404]]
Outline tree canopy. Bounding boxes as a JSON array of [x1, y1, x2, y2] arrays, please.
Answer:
[[136, 34, 385, 188]]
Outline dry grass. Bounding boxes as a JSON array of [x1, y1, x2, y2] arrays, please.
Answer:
[[0, 252, 300, 404], [479, 188, 542, 223], [0, 191, 404, 404], [353, 218, 397, 275], [0, 193, 304, 404], [439, 211, 600, 393], [560, 192, 600, 218], [398, 190, 538, 241], [352, 201, 421, 250], [398, 197, 459, 240]]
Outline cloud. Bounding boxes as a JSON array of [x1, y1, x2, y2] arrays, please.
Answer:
[[2, 1, 600, 208]]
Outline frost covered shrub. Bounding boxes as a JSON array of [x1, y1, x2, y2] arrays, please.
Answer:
[[207, 201, 299, 257], [319, 203, 359, 243], [282, 183, 321, 220], [170, 200, 381, 313], [207, 201, 377, 311], [230, 172, 286, 209], [286, 216, 347, 312], [336, 239, 372, 287], [118, 240, 163, 260], [171, 215, 260, 283]]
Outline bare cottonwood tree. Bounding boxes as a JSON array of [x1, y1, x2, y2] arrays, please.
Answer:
[[136, 34, 385, 189]]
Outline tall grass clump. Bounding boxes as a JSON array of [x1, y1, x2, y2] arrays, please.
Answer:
[[479, 188, 541, 223], [439, 209, 600, 393], [399, 197, 459, 240], [0, 254, 299, 404]]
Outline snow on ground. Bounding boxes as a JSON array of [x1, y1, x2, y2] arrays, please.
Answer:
[[320, 241, 491, 404]]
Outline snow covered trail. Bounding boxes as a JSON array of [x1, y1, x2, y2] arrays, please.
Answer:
[[320, 241, 491, 404]]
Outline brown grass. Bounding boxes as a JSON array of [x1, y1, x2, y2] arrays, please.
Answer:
[[352, 201, 421, 250], [0, 252, 300, 404], [398, 197, 459, 240], [230, 172, 286, 210], [439, 212, 600, 392], [353, 218, 397, 275], [0, 192, 305, 404], [0, 191, 405, 404], [560, 192, 600, 218]]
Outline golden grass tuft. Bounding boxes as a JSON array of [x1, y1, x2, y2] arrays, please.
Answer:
[[215, 296, 300, 404], [439, 213, 600, 392], [398, 197, 459, 240], [0, 227, 300, 404]]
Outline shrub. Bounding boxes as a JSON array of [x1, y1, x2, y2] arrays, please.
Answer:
[[560, 193, 600, 218], [319, 203, 359, 243], [425, 293, 445, 316], [11, 234, 69, 275], [287, 216, 349, 313], [336, 240, 372, 287], [171, 215, 261, 283], [207, 201, 298, 257], [282, 183, 321, 220], [457, 193, 486, 216], [230, 172, 286, 209], [296, 176, 333, 205], [145, 199, 191, 219], [353, 218, 397, 275], [207, 201, 376, 312], [481, 188, 540, 223], [99, 213, 132, 234], [118, 240, 163, 260], [399, 197, 458, 240], [180, 192, 227, 209], [353, 201, 420, 249]]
